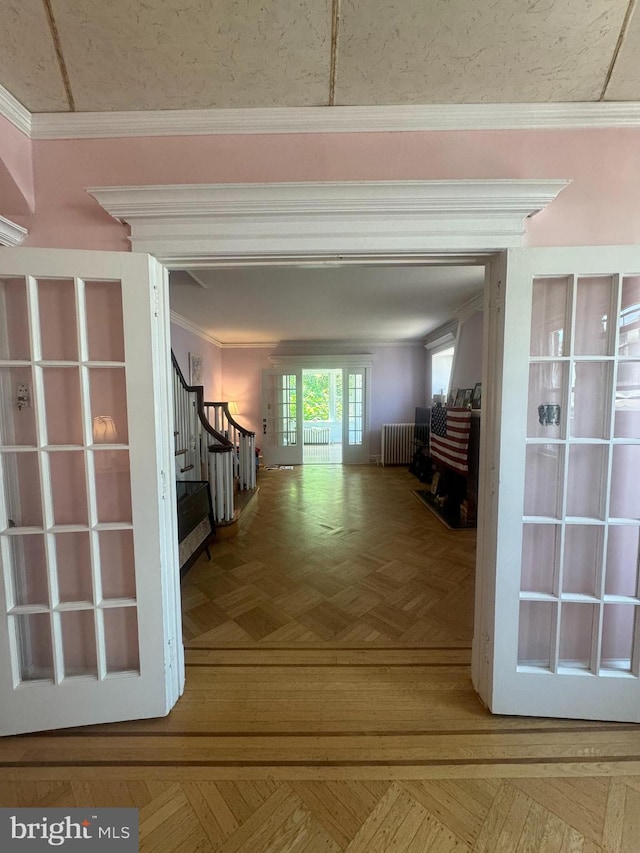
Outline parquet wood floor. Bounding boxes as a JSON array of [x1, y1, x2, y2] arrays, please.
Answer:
[[182, 465, 477, 648], [2, 466, 640, 851]]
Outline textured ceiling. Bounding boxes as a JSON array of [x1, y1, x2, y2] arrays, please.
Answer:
[[0, 0, 638, 113]]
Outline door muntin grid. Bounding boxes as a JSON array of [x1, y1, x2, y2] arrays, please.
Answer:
[[275, 373, 297, 447], [347, 372, 364, 446], [520, 274, 640, 676], [0, 276, 139, 686]]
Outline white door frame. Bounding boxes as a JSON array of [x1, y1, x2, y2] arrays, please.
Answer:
[[88, 178, 571, 715]]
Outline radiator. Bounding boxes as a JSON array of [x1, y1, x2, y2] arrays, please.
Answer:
[[303, 426, 331, 445], [381, 423, 415, 466]]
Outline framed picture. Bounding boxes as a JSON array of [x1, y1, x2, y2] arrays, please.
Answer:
[[447, 389, 456, 406], [454, 388, 466, 407], [462, 388, 474, 407], [472, 382, 482, 409], [189, 352, 203, 385]]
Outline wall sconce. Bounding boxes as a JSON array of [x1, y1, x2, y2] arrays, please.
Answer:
[[92, 415, 119, 444]]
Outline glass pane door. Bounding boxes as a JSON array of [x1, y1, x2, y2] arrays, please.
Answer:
[[0, 249, 181, 735], [486, 247, 640, 723], [521, 274, 640, 677], [261, 369, 303, 466]]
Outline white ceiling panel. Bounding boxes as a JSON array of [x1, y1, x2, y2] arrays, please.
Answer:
[[169, 264, 484, 345], [335, 0, 628, 105], [51, 0, 332, 111], [0, 0, 69, 112], [604, 4, 640, 100]]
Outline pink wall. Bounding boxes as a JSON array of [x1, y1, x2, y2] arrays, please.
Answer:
[[220, 347, 273, 438], [170, 322, 222, 400], [0, 115, 34, 224], [7, 127, 639, 249]]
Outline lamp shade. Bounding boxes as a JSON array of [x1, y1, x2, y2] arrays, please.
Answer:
[[93, 415, 119, 444], [227, 401, 240, 416]]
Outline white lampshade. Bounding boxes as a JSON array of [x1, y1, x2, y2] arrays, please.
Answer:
[[227, 401, 240, 416], [93, 415, 119, 444]]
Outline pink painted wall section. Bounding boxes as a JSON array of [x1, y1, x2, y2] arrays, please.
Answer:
[[170, 321, 222, 400], [0, 115, 34, 222], [23, 128, 640, 250], [220, 347, 273, 438]]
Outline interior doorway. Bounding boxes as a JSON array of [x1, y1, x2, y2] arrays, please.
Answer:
[[302, 369, 343, 464]]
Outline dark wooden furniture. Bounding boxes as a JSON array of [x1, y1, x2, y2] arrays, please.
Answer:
[[176, 480, 215, 578]]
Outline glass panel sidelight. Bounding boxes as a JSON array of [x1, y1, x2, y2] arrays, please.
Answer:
[[1, 452, 43, 528], [348, 373, 364, 445], [89, 369, 129, 445], [276, 374, 297, 447], [99, 529, 136, 600], [49, 451, 88, 526], [519, 272, 640, 673]]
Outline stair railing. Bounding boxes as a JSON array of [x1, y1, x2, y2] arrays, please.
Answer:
[[171, 353, 235, 523], [203, 403, 257, 491]]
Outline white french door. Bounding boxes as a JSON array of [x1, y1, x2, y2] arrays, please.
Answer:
[[342, 366, 369, 464], [478, 246, 640, 722], [0, 248, 182, 735], [261, 368, 303, 466]]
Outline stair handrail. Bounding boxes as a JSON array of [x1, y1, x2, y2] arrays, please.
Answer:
[[203, 402, 256, 440], [171, 353, 233, 452]]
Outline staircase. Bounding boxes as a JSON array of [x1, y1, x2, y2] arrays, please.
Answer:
[[172, 352, 257, 529]]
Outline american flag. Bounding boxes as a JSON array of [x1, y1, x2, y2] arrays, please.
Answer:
[[430, 406, 471, 474]]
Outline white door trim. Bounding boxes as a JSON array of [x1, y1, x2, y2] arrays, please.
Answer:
[[87, 179, 569, 263]]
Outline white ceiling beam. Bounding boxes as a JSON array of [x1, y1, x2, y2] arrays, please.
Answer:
[[87, 179, 570, 263]]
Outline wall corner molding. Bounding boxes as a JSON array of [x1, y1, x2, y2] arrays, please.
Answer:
[[87, 179, 570, 261], [0, 215, 28, 247], [0, 85, 32, 137]]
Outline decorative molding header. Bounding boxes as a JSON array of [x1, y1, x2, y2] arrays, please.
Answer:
[[87, 179, 570, 261], [0, 215, 28, 247], [269, 354, 375, 367], [0, 84, 31, 136], [27, 102, 640, 139]]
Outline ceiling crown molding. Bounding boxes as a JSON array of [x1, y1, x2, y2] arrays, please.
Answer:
[[455, 291, 485, 322], [169, 310, 222, 348], [0, 85, 32, 137], [24, 102, 640, 139], [87, 179, 570, 262], [0, 215, 28, 247]]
